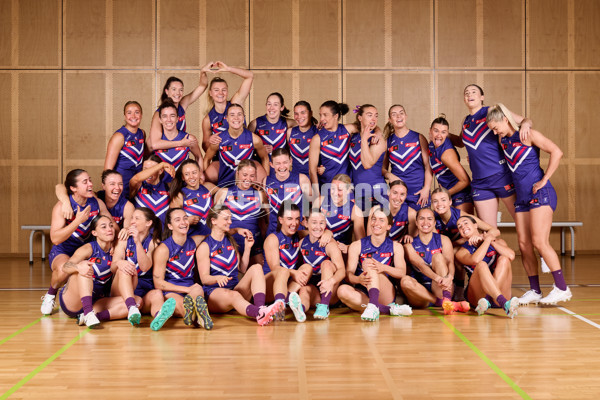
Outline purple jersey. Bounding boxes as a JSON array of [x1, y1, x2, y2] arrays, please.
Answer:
[[113, 126, 145, 195], [428, 138, 469, 193], [500, 132, 553, 204], [411, 233, 443, 266], [208, 102, 230, 135], [289, 125, 317, 176], [203, 235, 239, 292], [434, 207, 462, 242], [300, 237, 329, 275], [217, 128, 255, 186], [387, 130, 425, 195], [461, 106, 511, 185], [181, 186, 212, 236], [263, 231, 301, 273], [154, 130, 190, 171], [461, 241, 498, 276], [97, 191, 128, 229], [389, 203, 410, 241], [319, 195, 354, 245], [318, 124, 351, 185], [350, 132, 388, 211], [162, 236, 197, 287], [254, 115, 288, 154], [265, 172, 303, 236], [125, 234, 153, 278], [89, 241, 114, 289], [356, 236, 394, 276], [134, 175, 170, 223], [223, 185, 262, 235]]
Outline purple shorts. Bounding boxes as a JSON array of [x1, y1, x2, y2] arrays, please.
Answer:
[[405, 193, 430, 211], [451, 188, 473, 207], [134, 277, 154, 298], [471, 171, 515, 202], [58, 282, 110, 318], [515, 185, 557, 213]]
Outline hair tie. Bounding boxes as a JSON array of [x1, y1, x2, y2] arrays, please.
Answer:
[[353, 105, 361, 114]]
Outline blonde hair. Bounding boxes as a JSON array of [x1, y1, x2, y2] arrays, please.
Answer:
[[487, 103, 519, 132], [383, 104, 406, 139], [332, 173, 351, 185]]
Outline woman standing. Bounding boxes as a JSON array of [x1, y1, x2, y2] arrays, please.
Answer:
[[129, 155, 175, 224], [287, 101, 318, 176], [367, 180, 416, 244], [487, 104, 571, 305], [248, 92, 297, 156]]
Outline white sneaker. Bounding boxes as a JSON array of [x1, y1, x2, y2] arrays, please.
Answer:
[[388, 303, 412, 316], [475, 298, 491, 316], [127, 306, 141, 326], [504, 297, 519, 319], [540, 285, 572, 305], [289, 292, 306, 322], [273, 299, 286, 321], [78, 312, 100, 329], [41, 294, 56, 315], [361, 303, 380, 322], [518, 289, 542, 306]]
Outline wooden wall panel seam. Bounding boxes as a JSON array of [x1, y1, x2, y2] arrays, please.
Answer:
[[11, 0, 18, 67], [106, 0, 113, 68], [384, 0, 391, 69], [568, 0, 574, 69], [11, 71, 18, 252], [292, 0, 299, 68], [568, 72, 575, 220], [199, 0, 206, 67], [476, 0, 483, 67]]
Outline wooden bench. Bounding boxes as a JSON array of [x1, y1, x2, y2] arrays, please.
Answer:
[[497, 221, 583, 258], [21, 225, 50, 264]]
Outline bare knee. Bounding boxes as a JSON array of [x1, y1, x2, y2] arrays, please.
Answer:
[[336, 284, 353, 300]]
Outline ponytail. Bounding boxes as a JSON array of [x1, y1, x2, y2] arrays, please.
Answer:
[[320, 100, 349, 120]]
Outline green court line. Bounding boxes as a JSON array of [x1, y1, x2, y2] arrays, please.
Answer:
[[0, 318, 41, 346], [432, 310, 532, 400], [0, 328, 90, 400]]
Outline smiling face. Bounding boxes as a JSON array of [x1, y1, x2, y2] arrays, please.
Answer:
[[270, 153, 291, 178], [92, 216, 115, 242], [211, 209, 233, 232], [457, 216, 478, 239], [431, 191, 452, 215], [209, 81, 228, 104], [463, 85, 484, 110], [330, 179, 350, 205], [181, 163, 201, 189], [70, 172, 94, 199], [319, 106, 337, 131], [430, 122, 449, 148], [227, 106, 245, 130], [124, 103, 142, 130], [388, 183, 407, 210], [266, 94, 284, 120], [159, 106, 178, 132], [307, 212, 327, 238], [279, 209, 301, 236], [102, 173, 123, 202], [359, 106, 378, 132], [165, 81, 184, 105], [370, 209, 391, 236], [416, 209, 435, 234], [167, 209, 189, 235], [294, 104, 311, 128], [236, 165, 256, 190], [130, 209, 152, 235], [388, 105, 407, 130], [142, 159, 160, 184]]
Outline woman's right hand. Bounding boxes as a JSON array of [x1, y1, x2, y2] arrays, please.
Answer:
[[209, 134, 222, 146], [61, 201, 74, 220], [216, 276, 232, 288], [74, 205, 92, 224], [77, 261, 95, 278], [162, 163, 176, 178]]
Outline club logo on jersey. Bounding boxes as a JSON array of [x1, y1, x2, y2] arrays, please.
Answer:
[[126, 140, 137, 147], [221, 145, 233, 152], [504, 183, 514, 191], [186, 198, 199, 206], [126, 249, 134, 257], [267, 188, 278, 195], [90, 257, 102, 264], [280, 244, 290, 250], [258, 130, 269, 136], [212, 121, 223, 129], [390, 145, 399, 152], [418, 252, 425, 257], [324, 139, 334, 146], [361, 253, 374, 259], [301, 249, 309, 256], [169, 255, 180, 261], [290, 138, 300, 144], [211, 248, 223, 257]]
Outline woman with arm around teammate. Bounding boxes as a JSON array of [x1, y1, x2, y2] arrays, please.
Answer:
[[367, 180, 416, 244], [148, 65, 212, 152], [152, 208, 213, 329], [487, 103, 570, 305], [104, 101, 146, 196], [428, 114, 473, 214], [455, 215, 519, 318], [58, 215, 128, 328], [129, 155, 175, 224], [337, 207, 412, 322], [248, 92, 297, 156], [197, 206, 284, 326], [382, 104, 433, 210], [41, 169, 111, 315]]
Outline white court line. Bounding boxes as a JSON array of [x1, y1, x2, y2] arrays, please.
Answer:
[[558, 307, 600, 330]]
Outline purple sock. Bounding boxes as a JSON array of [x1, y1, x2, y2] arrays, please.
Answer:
[[528, 275, 541, 294], [81, 296, 93, 315], [442, 290, 452, 300], [434, 298, 443, 307], [551, 270, 567, 291], [274, 293, 286, 303], [48, 286, 58, 296], [368, 288, 380, 305], [96, 310, 110, 321], [125, 297, 137, 310], [321, 291, 332, 306], [246, 304, 260, 318], [378, 304, 391, 315], [253, 292, 266, 307], [496, 295, 508, 309], [302, 304, 306, 312]]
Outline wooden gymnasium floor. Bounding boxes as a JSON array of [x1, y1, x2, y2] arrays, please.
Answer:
[[1, 255, 600, 400]]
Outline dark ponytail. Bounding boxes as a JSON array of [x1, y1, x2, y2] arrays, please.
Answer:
[[430, 113, 449, 129], [267, 92, 290, 118], [163, 208, 184, 240], [160, 77, 184, 104], [294, 100, 318, 125], [320, 100, 349, 120], [65, 169, 87, 195], [136, 207, 163, 245], [169, 159, 200, 200]]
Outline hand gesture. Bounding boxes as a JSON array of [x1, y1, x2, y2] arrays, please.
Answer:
[[61, 201, 74, 220]]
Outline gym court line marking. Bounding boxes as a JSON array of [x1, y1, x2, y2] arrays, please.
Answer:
[[0, 318, 41, 346], [558, 307, 600, 330], [432, 310, 532, 400], [0, 328, 90, 400]]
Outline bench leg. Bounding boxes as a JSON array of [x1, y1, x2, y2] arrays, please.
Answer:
[[570, 227, 575, 258], [561, 227, 565, 256], [42, 233, 46, 261], [28, 230, 35, 265]]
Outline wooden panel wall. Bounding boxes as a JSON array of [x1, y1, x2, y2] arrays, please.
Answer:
[[2, 0, 599, 253]]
